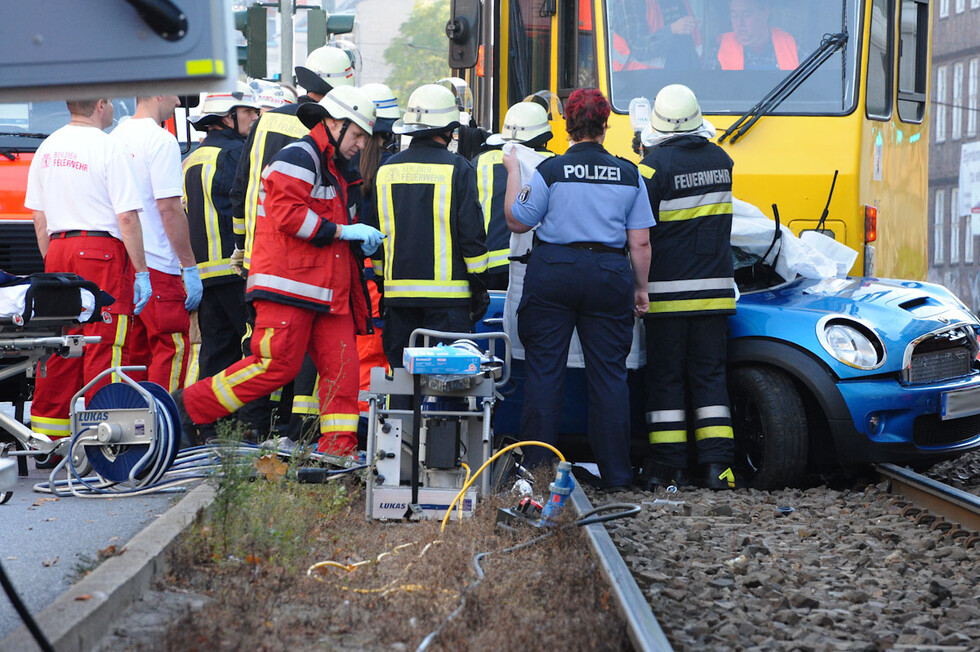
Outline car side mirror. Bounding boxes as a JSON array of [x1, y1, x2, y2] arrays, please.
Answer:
[[447, 0, 480, 70]]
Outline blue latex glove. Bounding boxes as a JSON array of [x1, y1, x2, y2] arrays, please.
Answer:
[[182, 265, 203, 311], [133, 271, 152, 316], [338, 223, 385, 253]]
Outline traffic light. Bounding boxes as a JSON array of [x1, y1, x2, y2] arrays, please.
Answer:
[[234, 6, 267, 78]]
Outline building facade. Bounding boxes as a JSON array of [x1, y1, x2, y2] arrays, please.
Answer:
[[928, 0, 980, 312]]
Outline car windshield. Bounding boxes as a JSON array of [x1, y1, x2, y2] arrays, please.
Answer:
[[604, 0, 860, 115], [0, 99, 137, 141]]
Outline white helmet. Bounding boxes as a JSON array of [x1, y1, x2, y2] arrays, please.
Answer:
[[189, 82, 262, 129], [359, 83, 401, 120], [650, 84, 703, 133], [297, 85, 376, 135], [486, 101, 552, 146], [252, 81, 298, 110], [295, 46, 355, 96], [392, 84, 460, 135]]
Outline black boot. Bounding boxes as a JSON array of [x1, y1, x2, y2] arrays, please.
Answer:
[[171, 389, 199, 449], [638, 459, 690, 491], [701, 463, 736, 490]]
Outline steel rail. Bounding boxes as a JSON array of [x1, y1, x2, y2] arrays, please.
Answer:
[[570, 485, 673, 652], [876, 463, 980, 532]]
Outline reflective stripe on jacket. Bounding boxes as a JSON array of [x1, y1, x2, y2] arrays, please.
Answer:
[[640, 135, 736, 317], [230, 99, 313, 270], [717, 28, 798, 71], [367, 138, 488, 306], [183, 128, 245, 286], [246, 122, 371, 334]]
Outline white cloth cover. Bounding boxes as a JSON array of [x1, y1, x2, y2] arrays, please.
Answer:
[[0, 285, 96, 322]]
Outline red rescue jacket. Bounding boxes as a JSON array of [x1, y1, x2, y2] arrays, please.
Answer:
[[717, 28, 798, 71]]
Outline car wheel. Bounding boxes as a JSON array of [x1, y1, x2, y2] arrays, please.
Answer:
[[729, 366, 808, 489]]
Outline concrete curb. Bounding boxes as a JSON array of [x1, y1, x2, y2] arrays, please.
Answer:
[[1, 482, 215, 652]]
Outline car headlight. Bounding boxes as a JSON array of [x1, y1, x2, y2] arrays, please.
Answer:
[[818, 318, 885, 370]]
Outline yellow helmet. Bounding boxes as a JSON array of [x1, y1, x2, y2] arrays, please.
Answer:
[[359, 83, 401, 120], [297, 85, 376, 135], [650, 84, 703, 133], [486, 101, 552, 146], [392, 84, 460, 135], [189, 81, 262, 129]]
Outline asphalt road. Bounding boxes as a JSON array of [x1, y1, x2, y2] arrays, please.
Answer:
[[0, 419, 180, 641]]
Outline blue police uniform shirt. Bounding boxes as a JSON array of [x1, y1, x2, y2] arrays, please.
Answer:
[[510, 142, 655, 247]]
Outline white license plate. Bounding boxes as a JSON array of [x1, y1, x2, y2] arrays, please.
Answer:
[[941, 385, 980, 421]]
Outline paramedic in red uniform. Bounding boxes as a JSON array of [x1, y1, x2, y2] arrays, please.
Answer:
[[716, 0, 799, 71], [177, 87, 383, 457], [25, 97, 152, 456]]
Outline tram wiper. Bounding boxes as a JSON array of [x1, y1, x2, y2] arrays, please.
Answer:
[[719, 31, 847, 145]]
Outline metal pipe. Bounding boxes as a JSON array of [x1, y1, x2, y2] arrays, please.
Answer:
[[281, 0, 295, 86]]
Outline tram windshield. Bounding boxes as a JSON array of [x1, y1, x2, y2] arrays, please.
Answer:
[[604, 0, 860, 115]]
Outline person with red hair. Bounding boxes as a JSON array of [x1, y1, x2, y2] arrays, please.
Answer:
[[502, 88, 655, 491]]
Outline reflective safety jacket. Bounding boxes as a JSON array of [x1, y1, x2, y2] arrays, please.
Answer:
[[640, 134, 735, 318], [230, 97, 314, 270], [246, 122, 372, 333], [473, 146, 553, 274], [368, 138, 488, 306], [183, 127, 245, 286], [717, 28, 798, 71]]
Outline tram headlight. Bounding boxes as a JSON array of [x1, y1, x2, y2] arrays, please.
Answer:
[[817, 319, 885, 370]]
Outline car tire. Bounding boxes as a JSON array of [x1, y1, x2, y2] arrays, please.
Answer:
[[729, 366, 808, 489]]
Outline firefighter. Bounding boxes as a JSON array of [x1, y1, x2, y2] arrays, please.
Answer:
[[501, 88, 654, 491], [366, 83, 489, 372], [177, 86, 382, 457], [475, 99, 556, 290], [25, 98, 151, 457], [228, 45, 356, 441], [182, 83, 262, 442], [110, 95, 202, 392], [638, 84, 736, 490]]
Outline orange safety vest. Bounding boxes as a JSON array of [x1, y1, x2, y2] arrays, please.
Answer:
[[717, 28, 798, 71], [611, 0, 700, 71]]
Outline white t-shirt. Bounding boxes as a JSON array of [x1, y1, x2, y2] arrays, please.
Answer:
[[110, 117, 185, 275], [25, 125, 143, 238]]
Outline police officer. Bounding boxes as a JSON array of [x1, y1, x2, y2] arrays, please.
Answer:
[[502, 88, 654, 491], [475, 99, 555, 290], [182, 83, 262, 441], [228, 46, 356, 442], [177, 86, 383, 457], [367, 84, 489, 372], [638, 84, 736, 490]]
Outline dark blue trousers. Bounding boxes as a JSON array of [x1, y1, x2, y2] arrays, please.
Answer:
[[517, 243, 634, 488]]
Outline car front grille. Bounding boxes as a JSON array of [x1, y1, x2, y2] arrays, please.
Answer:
[[905, 326, 976, 385], [913, 413, 980, 447]]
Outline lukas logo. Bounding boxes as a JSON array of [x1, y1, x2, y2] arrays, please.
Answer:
[[379, 502, 407, 510], [77, 411, 110, 424]]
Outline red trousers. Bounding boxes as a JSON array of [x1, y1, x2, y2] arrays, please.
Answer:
[[127, 268, 190, 392], [31, 235, 134, 440], [183, 299, 361, 455]]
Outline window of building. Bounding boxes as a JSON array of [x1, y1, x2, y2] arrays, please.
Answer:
[[972, 0, 980, 9], [897, 0, 929, 122], [866, 0, 893, 119], [966, 208, 975, 263], [969, 58, 978, 137], [936, 65, 947, 142], [940, 0, 950, 16], [951, 187, 960, 264], [953, 62, 964, 140], [956, 0, 966, 11], [935, 189, 946, 264]]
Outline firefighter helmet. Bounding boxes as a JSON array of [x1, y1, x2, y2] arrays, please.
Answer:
[[360, 83, 401, 119], [294, 45, 355, 97], [650, 84, 703, 133], [297, 85, 375, 135], [252, 80, 298, 110], [486, 101, 552, 146], [188, 82, 262, 129], [392, 84, 460, 135]]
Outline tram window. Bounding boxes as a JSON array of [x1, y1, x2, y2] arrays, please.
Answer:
[[559, 0, 596, 94], [604, 0, 860, 115], [897, 0, 929, 123], [866, 0, 893, 120], [509, 0, 552, 106]]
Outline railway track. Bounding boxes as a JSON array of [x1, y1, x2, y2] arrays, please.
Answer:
[[583, 453, 980, 650]]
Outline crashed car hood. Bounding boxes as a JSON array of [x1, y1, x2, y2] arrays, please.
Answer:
[[731, 276, 980, 378]]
